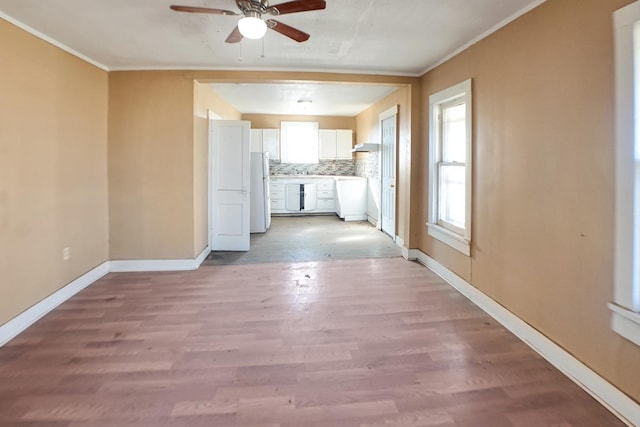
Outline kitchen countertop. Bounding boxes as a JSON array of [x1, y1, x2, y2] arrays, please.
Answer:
[[271, 175, 365, 180]]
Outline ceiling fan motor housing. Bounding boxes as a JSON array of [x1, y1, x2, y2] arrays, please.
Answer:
[[236, 0, 275, 16]]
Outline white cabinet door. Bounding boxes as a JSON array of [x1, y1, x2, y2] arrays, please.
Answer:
[[319, 129, 353, 159], [303, 184, 317, 211], [336, 130, 353, 159], [319, 129, 337, 159], [285, 184, 300, 211], [262, 129, 279, 160], [335, 178, 367, 221], [250, 129, 263, 153]]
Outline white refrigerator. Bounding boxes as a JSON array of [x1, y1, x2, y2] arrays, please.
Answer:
[[250, 152, 271, 233]]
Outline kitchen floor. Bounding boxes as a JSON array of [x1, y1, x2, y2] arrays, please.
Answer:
[[203, 215, 401, 266]]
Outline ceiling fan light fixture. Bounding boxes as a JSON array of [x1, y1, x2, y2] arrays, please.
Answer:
[[297, 99, 312, 110], [238, 12, 267, 39]]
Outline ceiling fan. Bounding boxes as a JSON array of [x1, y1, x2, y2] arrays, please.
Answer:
[[170, 0, 326, 43]]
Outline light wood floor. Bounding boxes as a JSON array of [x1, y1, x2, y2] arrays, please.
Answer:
[[0, 258, 623, 426]]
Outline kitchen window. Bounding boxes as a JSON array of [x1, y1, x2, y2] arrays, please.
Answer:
[[280, 121, 319, 164], [610, 1, 640, 347], [427, 79, 472, 256]]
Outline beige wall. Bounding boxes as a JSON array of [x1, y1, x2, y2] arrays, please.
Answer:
[[0, 19, 109, 325], [2, 0, 639, 408], [108, 71, 417, 262], [356, 85, 417, 244], [108, 71, 195, 259], [417, 0, 640, 401], [243, 114, 355, 131], [195, 83, 243, 121], [193, 82, 241, 256]]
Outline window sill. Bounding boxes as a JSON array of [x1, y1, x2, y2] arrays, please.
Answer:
[[608, 303, 640, 347], [427, 223, 470, 256]]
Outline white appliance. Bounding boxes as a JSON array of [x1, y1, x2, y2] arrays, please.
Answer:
[[250, 152, 271, 233]]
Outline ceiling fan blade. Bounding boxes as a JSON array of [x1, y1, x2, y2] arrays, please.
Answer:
[[267, 19, 310, 42], [266, 0, 326, 15], [225, 26, 243, 43], [169, 5, 238, 15]]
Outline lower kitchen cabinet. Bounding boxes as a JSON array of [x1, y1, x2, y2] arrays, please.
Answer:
[[285, 183, 317, 212], [270, 176, 364, 220], [270, 182, 285, 211], [315, 181, 335, 213], [335, 177, 367, 221], [317, 198, 335, 210]]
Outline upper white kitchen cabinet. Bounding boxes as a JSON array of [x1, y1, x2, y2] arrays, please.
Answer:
[[250, 128, 280, 160], [319, 129, 353, 160], [336, 130, 353, 159], [250, 129, 263, 153], [262, 129, 279, 160]]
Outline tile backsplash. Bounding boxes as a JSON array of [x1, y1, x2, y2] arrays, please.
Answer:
[[270, 159, 355, 176], [355, 152, 379, 179]]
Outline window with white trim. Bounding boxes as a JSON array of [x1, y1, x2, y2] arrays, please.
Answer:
[[427, 79, 472, 256], [280, 121, 319, 164], [610, 1, 640, 347]]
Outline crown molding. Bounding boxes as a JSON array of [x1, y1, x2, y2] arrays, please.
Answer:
[[0, 12, 109, 71]]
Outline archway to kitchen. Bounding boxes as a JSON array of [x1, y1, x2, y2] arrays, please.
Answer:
[[192, 74, 416, 266]]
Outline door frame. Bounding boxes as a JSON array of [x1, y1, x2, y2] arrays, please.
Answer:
[[379, 105, 398, 239], [207, 112, 221, 250]]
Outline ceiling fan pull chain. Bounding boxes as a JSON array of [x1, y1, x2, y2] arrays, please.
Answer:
[[261, 37, 265, 59], [238, 40, 243, 62]]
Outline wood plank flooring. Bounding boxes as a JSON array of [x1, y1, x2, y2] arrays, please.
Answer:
[[0, 258, 624, 426]]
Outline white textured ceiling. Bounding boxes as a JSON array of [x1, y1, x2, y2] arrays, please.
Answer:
[[210, 82, 400, 116], [0, 0, 544, 116], [0, 0, 544, 75]]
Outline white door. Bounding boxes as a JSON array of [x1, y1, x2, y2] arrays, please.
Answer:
[[380, 107, 397, 238], [209, 120, 251, 251]]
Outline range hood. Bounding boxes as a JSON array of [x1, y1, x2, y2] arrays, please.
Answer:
[[352, 143, 379, 152]]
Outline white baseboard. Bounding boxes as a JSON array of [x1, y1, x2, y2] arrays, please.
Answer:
[[110, 246, 211, 272], [343, 214, 368, 221], [0, 246, 212, 347], [367, 215, 378, 227], [396, 236, 415, 260], [409, 249, 639, 427], [194, 245, 211, 266], [0, 262, 110, 347]]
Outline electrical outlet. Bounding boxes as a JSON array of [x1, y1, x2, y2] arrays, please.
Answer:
[[62, 247, 71, 261]]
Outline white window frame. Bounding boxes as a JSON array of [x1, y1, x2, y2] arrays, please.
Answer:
[[280, 121, 319, 164], [427, 79, 472, 256], [610, 1, 640, 347]]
